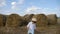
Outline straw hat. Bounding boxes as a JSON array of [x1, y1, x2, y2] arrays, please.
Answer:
[[32, 18, 37, 21]]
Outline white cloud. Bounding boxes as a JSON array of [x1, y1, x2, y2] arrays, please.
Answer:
[[11, 2, 16, 5], [11, 0, 25, 10], [25, 6, 60, 17], [18, 0, 25, 4], [25, 6, 41, 14], [0, 0, 6, 7], [11, 2, 17, 9], [0, 10, 17, 15], [0, 10, 10, 15], [11, 6, 16, 9]]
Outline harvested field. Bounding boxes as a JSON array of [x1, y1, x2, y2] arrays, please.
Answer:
[[0, 24, 60, 34]]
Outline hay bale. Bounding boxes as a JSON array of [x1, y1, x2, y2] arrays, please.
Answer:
[[3, 15, 7, 26], [33, 14, 48, 27], [23, 14, 34, 24], [6, 14, 23, 27], [47, 14, 57, 25], [0, 14, 6, 27], [57, 18, 60, 24], [0, 14, 4, 26]]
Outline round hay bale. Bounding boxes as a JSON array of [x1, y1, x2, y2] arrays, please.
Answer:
[[57, 18, 60, 24], [23, 14, 34, 24], [6, 14, 23, 27], [0, 14, 4, 26], [47, 14, 57, 25], [0, 14, 6, 27], [33, 14, 48, 27]]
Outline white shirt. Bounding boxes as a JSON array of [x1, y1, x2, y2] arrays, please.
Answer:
[[27, 21, 36, 30]]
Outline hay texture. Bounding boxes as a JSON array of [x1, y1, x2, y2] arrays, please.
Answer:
[[6, 14, 23, 27], [23, 14, 34, 24], [57, 18, 60, 24], [33, 14, 48, 27], [0, 14, 6, 27], [47, 14, 57, 25], [0, 14, 4, 26]]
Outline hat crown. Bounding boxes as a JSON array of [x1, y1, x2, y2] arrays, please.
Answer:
[[32, 18, 37, 21]]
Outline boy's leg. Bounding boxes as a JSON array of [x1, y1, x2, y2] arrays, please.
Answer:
[[31, 30, 34, 34], [28, 30, 34, 34], [28, 29, 34, 34], [28, 30, 32, 34], [28, 30, 31, 34], [29, 33, 32, 34], [32, 31, 34, 34], [28, 32, 32, 34]]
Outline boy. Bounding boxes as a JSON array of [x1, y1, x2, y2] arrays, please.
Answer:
[[27, 18, 37, 34]]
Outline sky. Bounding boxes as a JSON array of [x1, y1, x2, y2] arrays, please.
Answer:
[[0, 0, 60, 17]]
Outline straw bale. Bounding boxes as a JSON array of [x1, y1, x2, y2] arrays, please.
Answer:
[[0, 14, 6, 26], [33, 14, 48, 27], [23, 14, 34, 24], [47, 14, 57, 25], [6, 14, 23, 27], [57, 18, 60, 24]]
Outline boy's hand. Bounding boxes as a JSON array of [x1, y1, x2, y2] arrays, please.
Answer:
[[26, 27, 29, 30]]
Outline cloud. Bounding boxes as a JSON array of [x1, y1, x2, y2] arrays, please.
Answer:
[[0, 10, 18, 15], [11, 0, 25, 10], [0, 0, 6, 7], [18, 0, 25, 4], [25, 6, 41, 14], [0, 10, 10, 15], [11, 2, 16, 5], [11, 2, 17, 9], [25, 6, 60, 17]]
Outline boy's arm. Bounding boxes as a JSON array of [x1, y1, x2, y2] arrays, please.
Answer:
[[27, 23, 30, 30]]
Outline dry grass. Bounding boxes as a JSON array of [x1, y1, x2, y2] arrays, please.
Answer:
[[0, 24, 60, 34]]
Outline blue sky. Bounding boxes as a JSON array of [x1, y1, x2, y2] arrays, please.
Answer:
[[0, 0, 60, 17]]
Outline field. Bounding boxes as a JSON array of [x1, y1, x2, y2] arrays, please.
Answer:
[[0, 24, 60, 34]]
